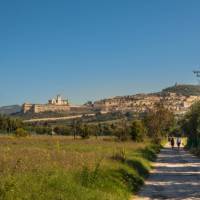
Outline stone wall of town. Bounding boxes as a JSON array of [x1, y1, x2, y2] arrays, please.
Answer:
[[22, 103, 89, 114], [22, 103, 70, 113]]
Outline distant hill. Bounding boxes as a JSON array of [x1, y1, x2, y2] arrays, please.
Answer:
[[162, 84, 200, 96], [0, 105, 21, 115]]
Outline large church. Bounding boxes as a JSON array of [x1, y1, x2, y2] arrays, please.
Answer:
[[22, 95, 71, 113]]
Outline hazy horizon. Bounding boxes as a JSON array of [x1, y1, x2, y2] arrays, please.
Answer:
[[1, 0, 200, 106]]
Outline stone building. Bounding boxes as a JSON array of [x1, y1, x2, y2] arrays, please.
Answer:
[[22, 95, 70, 113]]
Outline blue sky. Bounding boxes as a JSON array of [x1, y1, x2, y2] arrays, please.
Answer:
[[0, 0, 200, 106]]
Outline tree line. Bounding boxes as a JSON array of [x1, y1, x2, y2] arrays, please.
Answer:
[[0, 115, 23, 133]]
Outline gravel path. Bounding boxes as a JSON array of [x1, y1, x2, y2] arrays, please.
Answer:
[[135, 145, 200, 200]]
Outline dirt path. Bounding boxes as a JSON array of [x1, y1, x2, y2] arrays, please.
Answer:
[[135, 145, 200, 200]]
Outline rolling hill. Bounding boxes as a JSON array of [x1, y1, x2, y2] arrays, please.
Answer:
[[162, 84, 200, 96], [0, 105, 22, 115]]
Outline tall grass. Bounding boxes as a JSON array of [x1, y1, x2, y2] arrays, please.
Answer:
[[0, 136, 161, 200]]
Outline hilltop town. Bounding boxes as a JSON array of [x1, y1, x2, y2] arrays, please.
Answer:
[[93, 84, 200, 115], [93, 91, 200, 115], [19, 84, 200, 117]]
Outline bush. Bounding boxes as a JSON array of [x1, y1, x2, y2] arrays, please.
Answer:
[[112, 147, 126, 162], [54, 126, 71, 135], [80, 160, 102, 187], [80, 124, 90, 139], [34, 127, 52, 135], [130, 120, 146, 142], [14, 128, 29, 137]]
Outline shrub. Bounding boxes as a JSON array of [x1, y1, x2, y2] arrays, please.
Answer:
[[80, 160, 102, 187], [34, 126, 52, 135], [54, 126, 71, 135], [80, 124, 90, 139], [112, 147, 126, 162], [14, 128, 29, 137]]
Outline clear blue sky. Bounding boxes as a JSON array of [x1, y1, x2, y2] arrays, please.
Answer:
[[0, 0, 200, 106]]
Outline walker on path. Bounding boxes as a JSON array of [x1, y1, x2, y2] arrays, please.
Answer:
[[177, 137, 182, 150], [170, 137, 175, 149]]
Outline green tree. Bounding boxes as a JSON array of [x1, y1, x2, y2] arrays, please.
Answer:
[[72, 119, 81, 139], [144, 103, 174, 140], [130, 120, 146, 142], [180, 101, 200, 148], [0, 115, 23, 134], [114, 119, 130, 141], [80, 124, 90, 139], [15, 128, 29, 137], [97, 123, 103, 138]]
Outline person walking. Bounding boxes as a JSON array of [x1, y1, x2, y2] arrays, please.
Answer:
[[177, 137, 182, 150], [171, 137, 175, 149]]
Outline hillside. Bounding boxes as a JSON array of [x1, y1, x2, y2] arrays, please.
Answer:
[[0, 105, 21, 115], [162, 84, 200, 96], [95, 85, 200, 104]]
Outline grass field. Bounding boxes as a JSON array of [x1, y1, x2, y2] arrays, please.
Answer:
[[0, 135, 161, 200]]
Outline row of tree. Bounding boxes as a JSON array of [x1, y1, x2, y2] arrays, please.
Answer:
[[29, 103, 174, 141], [0, 115, 23, 133], [114, 103, 175, 142]]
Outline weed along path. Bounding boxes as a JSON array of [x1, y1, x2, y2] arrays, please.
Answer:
[[134, 145, 200, 200]]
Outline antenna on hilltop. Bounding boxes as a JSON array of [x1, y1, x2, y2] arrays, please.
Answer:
[[193, 69, 200, 85]]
